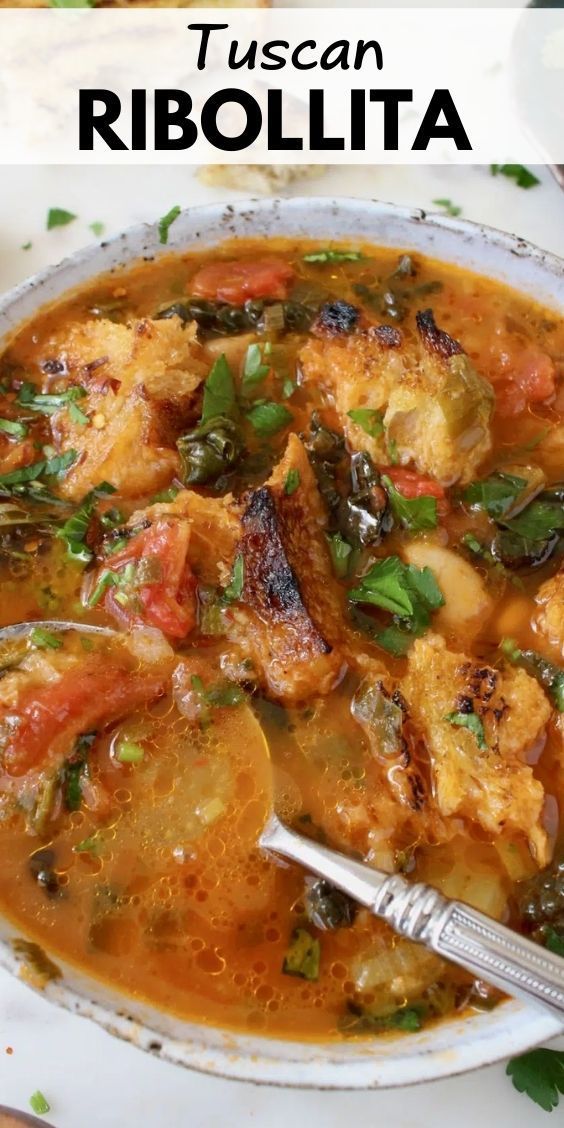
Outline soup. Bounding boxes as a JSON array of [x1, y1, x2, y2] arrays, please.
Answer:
[[0, 237, 562, 1041]]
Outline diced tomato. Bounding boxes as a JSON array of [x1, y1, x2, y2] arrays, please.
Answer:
[[3, 660, 165, 777], [190, 258, 295, 305], [382, 467, 445, 500], [492, 347, 556, 417], [103, 519, 197, 639], [382, 466, 449, 517]]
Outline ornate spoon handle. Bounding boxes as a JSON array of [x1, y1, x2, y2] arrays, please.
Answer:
[[260, 815, 564, 1020]]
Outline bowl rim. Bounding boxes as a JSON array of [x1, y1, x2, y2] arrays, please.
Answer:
[[0, 194, 562, 1090]]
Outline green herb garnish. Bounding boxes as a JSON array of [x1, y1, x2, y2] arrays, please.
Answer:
[[506, 1048, 564, 1111], [462, 471, 527, 519], [115, 740, 145, 764], [0, 418, 27, 438], [284, 468, 300, 496], [17, 382, 88, 418], [432, 198, 462, 217], [223, 553, 244, 603], [201, 354, 237, 424], [347, 408, 384, 439], [282, 928, 320, 980], [89, 221, 105, 237], [61, 732, 96, 811], [58, 481, 115, 564], [444, 710, 487, 751], [29, 1091, 51, 1116], [247, 402, 293, 437], [382, 475, 438, 532], [544, 927, 564, 956], [326, 532, 353, 579], [491, 164, 540, 189], [242, 343, 270, 391], [158, 205, 181, 245], [29, 627, 62, 650], [47, 207, 77, 229], [349, 556, 444, 656]]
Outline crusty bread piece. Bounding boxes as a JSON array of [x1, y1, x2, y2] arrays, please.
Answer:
[[198, 164, 326, 194]]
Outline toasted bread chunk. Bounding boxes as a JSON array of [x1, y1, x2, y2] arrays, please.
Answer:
[[300, 310, 493, 486], [534, 570, 564, 658], [402, 633, 552, 864], [40, 316, 206, 500], [229, 434, 346, 702]]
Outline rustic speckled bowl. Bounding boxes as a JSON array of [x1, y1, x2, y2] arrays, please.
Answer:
[[0, 197, 562, 1088]]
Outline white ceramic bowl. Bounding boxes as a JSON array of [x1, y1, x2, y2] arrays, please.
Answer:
[[0, 197, 562, 1089]]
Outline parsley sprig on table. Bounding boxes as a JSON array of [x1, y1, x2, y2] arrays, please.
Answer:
[[507, 1048, 564, 1112]]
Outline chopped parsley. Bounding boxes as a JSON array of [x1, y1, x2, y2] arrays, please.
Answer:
[[282, 928, 320, 980], [247, 402, 293, 437], [58, 481, 115, 565], [432, 198, 462, 217], [348, 555, 444, 656], [507, 1048, 564, 1111], [89, 221, 105, 237], [223, 553, 244, 603], [382, 475, 438, 533], [201, 354, 237, 424], [444, 710, 487, 751], [47, 207, 77, 229], [491, 164, 540, 189], [326, 532, 353, 579], [17, 382, 88, 419], [29, 627, 63, 650], [284, 468, 300, 496], [115, 739, 145, 764], [242, 343, 270, 391], [347, 408, 384, 439], [21, 241, 32, 251], [158, 205, 181, 245]]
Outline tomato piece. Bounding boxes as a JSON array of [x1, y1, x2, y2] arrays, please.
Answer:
[[493, 348, 556, 417], [103, 519, 197, 639], [3, 660, 165, 777], [382, 466, 449, 517], [382, 467, 445, 500], [190, 258, 295, 304]]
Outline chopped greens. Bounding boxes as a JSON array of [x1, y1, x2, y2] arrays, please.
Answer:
[[326, 531, 353, 579], [463, 471, 528, 519], [284, 468, 300, 496], [29, 627, 62, 650], [29, 1091, 51, 1116], [47, 207, 77, 229], [0, 417, 27, 438], [115, 740, 145, 764], [432, 198, 462, 217], [178, 417, 242, 487], [201, 355, 237, 424], [0, 450, 76, 498], [282, 928, 320, 980], [349, 556, 444, 656], [341, 1002, 425, 1035], [57, 481, 115, 564], [501, 638, 564, 712], [303, 249, 364, 264], [347, 408, 384, 438], [61, 732, 96, 811], [445, 710, 487, 751], [17, 381, 88, 418], [246, 402, 293, 437], [544, 927, 564, 956], [491, 164, 540, 189], [223, 554, 244, 603], [382, 475, 438, 532], [506, 1048, 564, 1111], [242, 343, 270, 391], [89, 221, 105, 237], [158, 205, 181, 245]]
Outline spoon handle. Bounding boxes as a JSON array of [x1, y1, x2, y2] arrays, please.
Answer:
[[261, 815, 564, 1020]]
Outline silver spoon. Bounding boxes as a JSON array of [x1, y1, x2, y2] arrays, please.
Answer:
[[260, 813, 564, 1022], [0, 620, 117, 643], [3, 620, 563, 1020]]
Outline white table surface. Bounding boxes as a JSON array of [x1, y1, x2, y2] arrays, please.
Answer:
[[0, 162, 563, 1126]]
